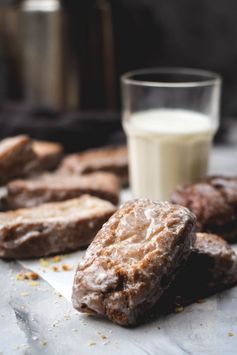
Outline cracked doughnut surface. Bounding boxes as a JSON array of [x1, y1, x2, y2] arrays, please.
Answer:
[[170, 176, 237, 242], [72, 199, 196, 326]]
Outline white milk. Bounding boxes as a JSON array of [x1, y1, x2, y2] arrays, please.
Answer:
[[124, 109, 215, 200]]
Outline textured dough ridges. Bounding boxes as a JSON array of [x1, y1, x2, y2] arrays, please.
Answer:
[[4, 171, 120, 210], [59, 145, 128, 186], [72, 199, 196, 326]]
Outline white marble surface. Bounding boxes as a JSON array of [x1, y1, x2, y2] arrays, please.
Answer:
[[210, 145, 237, 175]]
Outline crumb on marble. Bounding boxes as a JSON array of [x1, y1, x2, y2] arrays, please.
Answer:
[[40, 258, 50, 267], [174, 306, 184, 313], [88, 341, 96, 346], [52, 255, 61, 263], [228, 332, 234, 337], [28, 272, 39, 280], [20, 292, 29, 297], [28, 281, 39, 287], [16, 271, 39, 281], [52, 320, 59, 327], [54, 292, 63, 297], [16, 272, 25, 281], [40, 340, 47, 347], [62, 264, 72, 271], [101, 335, 107, 340], [96, 331, 108, 341]]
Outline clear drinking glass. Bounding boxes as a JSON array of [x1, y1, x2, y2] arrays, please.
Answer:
[[121, 67, 221, 200]]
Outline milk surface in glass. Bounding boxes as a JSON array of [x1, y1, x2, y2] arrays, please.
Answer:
[[124, 109, 215, 200]]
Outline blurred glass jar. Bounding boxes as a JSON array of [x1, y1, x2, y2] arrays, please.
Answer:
[[20, 0, 79, 110], [1, 0, 116, 111]]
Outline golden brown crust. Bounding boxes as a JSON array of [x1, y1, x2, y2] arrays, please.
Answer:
[[0, 195, 116, 259], [32, 140, 63, 172], [0, 135, 36, 185], [4, 172, 120, 209], [59, 146, 128, 186]]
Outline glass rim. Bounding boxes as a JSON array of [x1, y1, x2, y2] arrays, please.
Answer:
[[121, 67, 221, 88]]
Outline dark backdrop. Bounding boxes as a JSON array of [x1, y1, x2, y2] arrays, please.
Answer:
[[109, 0, 237, 118], [2, 0, 237, 117], [63, 0, 237, 117]]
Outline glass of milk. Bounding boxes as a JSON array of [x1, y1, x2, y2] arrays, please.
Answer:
[[121, 68, 221, 200]]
